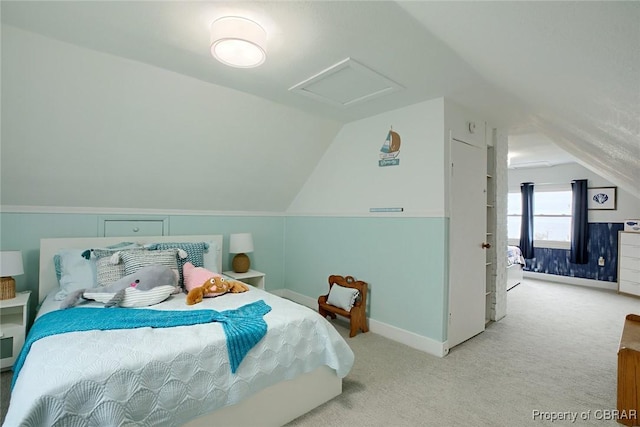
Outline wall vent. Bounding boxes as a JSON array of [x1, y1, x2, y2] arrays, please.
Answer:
[[509, 161, 553, 169]]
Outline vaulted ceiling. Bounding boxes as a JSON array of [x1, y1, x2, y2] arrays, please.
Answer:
[[2, 1, 638, 199]]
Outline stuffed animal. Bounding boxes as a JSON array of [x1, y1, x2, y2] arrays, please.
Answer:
[[186, 276, 249, 305], [61, 264, 179, 309], [183, 262, 221, 294]]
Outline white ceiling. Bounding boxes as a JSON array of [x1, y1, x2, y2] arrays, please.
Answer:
[[508, 133, 577, 169], [2, 1, 638, 197]]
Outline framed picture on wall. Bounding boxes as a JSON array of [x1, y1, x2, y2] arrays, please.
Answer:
[[587, 187, 617, 210]]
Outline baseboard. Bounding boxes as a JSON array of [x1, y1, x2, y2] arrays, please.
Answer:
[[269, 288, 287, 298], [280, 289, 448, 358], [523, 271, 618, 291]]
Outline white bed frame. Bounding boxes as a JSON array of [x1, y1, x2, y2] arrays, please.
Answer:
[[38, 235, 341, 426]]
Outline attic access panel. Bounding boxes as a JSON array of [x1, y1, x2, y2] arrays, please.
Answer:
[[289, 58, 403, 108]]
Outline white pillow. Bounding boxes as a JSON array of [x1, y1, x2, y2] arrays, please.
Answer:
[[327, 284, 360, 312], [54, 249, 97, 300], [203, 240, 220, 273]]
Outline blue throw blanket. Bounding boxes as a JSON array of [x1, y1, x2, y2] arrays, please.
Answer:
[[12, 300, 271, 389]]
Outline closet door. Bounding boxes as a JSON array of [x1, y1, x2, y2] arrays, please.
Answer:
[[448, 137, 487, 349]]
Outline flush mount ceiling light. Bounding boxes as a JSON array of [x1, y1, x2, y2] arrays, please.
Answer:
[[210, 16, 266, 68]]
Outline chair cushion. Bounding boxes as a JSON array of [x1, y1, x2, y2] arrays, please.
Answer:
[[327, 284, 360, 312]]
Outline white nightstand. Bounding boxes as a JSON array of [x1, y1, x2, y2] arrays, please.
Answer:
[[1, 291, 31, 370], [223, 269, 266, 290]]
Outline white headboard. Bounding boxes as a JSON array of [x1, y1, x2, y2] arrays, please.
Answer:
[[39, 235, 223, 304]]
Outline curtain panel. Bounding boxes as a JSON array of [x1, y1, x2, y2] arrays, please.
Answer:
[[520, 182, 535, 259], [570, 179, 589, 264]]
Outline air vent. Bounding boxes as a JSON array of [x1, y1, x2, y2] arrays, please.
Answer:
[[289, 58, 403, 108]]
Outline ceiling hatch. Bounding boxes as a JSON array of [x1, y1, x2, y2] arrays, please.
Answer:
[[289, 58, 403, 108]]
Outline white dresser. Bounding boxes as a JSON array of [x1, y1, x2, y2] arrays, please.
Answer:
[[618, 231, 640, 297]]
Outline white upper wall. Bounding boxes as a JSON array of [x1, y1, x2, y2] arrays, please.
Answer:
[[1, 26, 342, 212], [286, 98, 446, 216]]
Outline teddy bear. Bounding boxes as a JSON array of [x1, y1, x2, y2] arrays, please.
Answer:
[[186, 275, 249, 305]]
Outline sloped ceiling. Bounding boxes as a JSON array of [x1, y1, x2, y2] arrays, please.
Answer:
[[399, 1, 640, 196], [1, 1, 638, 210]]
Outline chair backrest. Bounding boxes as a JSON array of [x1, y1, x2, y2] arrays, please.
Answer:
[[328, 275, 368, 308]]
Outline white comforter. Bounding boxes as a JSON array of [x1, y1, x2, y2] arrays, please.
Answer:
[[5, 286, 354, 426]]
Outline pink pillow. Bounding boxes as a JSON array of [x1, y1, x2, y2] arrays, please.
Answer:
[[183, 262, 222, 296]]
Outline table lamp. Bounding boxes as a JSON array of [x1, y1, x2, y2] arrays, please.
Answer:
[[1, 251, 24, 300], [229, 233, 254, 273]]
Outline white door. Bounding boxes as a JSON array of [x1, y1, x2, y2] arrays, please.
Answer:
[[448, 137, 487, 349]]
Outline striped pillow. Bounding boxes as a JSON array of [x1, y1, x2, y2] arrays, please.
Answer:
[[93, 247, 145, 287], [145, 242, 208, 285], [120, 249, 180, 283]]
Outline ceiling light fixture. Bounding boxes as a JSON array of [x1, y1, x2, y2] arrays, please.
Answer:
[[210, 16, 267, 68]]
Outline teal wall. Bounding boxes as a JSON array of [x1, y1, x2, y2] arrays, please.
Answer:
[[0, 212, 285, 324], [1, 211, 448, 343], [284, 216, 448, 341]]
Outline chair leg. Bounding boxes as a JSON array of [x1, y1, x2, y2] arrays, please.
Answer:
[[349, 319, 358, 338], [318, 306, 327, 318], [360, 311, 369, 333], [349, 310, 368, 337]]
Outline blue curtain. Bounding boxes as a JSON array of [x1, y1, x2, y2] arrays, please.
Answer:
[[570, 179, 589, 264], [519, 182, 535, 259]]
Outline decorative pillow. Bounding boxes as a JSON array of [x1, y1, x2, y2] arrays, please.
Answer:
[[53, 255, 63, 282], [53, 249, 97, 301], [145, 242, 208, 284], [327, 284, 360, 312], [82, 242, 139, 260], [182, 262, 222, 295], [93, 247, 145, 287], [120, 249, 181, 283]]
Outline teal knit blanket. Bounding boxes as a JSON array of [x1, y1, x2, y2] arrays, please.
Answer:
[[12, 300, 271, 389]]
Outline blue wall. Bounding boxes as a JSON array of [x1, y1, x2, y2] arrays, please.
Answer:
[[1, 212, 450, 344], [0, 212, 285, 323], [524, 222, 624, 281], [284, 216, 448, 341]]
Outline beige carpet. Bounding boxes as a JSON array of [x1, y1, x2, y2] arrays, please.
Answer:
[[2, 279, 638, 426], [285, 279, 638, 426]]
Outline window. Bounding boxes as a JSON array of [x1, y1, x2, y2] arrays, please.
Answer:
[[508, 188, 572, 247]]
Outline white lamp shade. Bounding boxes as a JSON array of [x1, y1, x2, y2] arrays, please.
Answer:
[[210, 16, 266, 68], [0, 251, 24, 277], [229, 233, 254, 254]]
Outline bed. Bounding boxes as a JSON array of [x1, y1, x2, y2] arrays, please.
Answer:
[[507, 245, 525, 291], [4, 235, 354, 427]]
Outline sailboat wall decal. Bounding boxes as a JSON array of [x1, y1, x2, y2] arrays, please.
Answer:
[[379, 127, 401, 167]]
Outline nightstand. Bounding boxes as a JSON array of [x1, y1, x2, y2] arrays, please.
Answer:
[[1, 291, 31, 370], [223, 269, 266, 290]]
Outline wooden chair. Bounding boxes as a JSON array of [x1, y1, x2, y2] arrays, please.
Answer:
[[318, 275, 369, 337]]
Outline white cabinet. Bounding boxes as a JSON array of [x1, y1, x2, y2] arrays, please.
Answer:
[[223, 270, 265, 290], [98, 216, 169, 237], [1, 291, 31, 370], [619, 232, 640, 297]]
